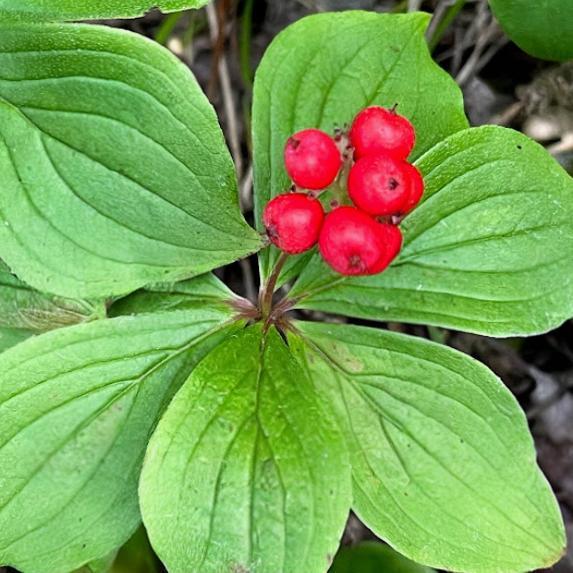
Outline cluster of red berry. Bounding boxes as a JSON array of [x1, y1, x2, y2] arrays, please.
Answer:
[[263, 106, 424, 276]]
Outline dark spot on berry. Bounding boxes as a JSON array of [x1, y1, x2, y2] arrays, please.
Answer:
[[287, 136, 301, 150], [266, 224, 278, 241], [349, 254, 366, 272], [388, 177, 399, 190], [517, 145, 522, 150]]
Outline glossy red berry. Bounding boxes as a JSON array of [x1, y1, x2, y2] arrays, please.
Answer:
[[284, 129, 342, 190], [400, 162, 425, 215], [348, 153, 411, 216], [263, 193, 324, 254], [319, 207, 402, 276], [350, 106, 415, 160]]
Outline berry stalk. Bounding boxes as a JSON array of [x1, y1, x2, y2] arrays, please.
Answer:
[[259, 251, 290, 320]]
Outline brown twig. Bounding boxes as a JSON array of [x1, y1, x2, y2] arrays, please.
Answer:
[[206, 1, 244, 179], [456, 19, 501, 87], [240, 163, 254, 211]]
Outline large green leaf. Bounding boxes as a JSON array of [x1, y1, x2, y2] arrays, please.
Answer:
[[0, 308, 239, 573], [0, 327, 32, 353], [0, 261, 103, 352], [140, 324, 352, 573], [330, 542, 435, 573], [0, 261, 101, 332], [110, 273, 238, 316], [291, 126, 573, 337], [0, 1, 210, 22], [293, 321, 565, 573], [0, 23, 261, 300], [108, 527, 161, 573], [489, 0, 573, 61], [75, 551, 118, 573], [252, 10, 468, 281]]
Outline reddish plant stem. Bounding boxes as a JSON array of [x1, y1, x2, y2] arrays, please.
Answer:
[[259, 252, 289, 319]]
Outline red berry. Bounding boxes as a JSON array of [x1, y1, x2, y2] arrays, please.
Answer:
[[319, 206, 402, 276], [350, 106, 415, 160], [263, 193, 324, 254], [400, 162, 425, 215], [348, 153, 411, 216], [284, 129, 342, 190]]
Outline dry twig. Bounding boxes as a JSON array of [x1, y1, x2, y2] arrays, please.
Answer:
[[206, 2, 244, 179]]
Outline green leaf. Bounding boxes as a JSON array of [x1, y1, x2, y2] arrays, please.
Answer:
[[252, 11, 468, 281], [0, 1, 210, 22], [140, 324, 352, 573], [0, 307, 239, 573], [0, 326, 32, 353], [0, 261, 103, 353], [291, 126, 573, 337], [489, 0, 573, 61], [109, 527, 161, 573], [0, 23, 261, 300], [75, 551, 118, 573], [0, 261, 102, 332], [109, 273, 237, 316], [293, 321, 566, 573], [330, 542, 435, 573]]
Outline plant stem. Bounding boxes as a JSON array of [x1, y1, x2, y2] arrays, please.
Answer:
[[155, 11, 185, 45], [260, 252, 289, 319], [392, 0, 408, 13], [428, 0, 467, 52], [239, 0, 255, 90]]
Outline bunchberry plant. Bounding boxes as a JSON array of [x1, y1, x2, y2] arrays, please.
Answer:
[[265, 108, 419, 276], [0, 4, 572, 573]]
